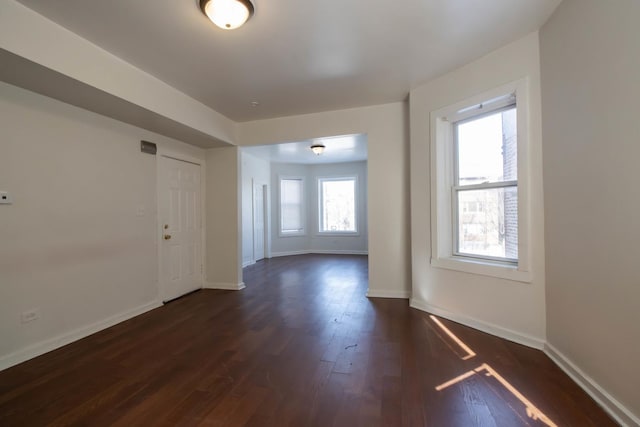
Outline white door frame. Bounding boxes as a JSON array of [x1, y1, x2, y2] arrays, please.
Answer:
[[262, 184, 271, 259], [156, 150, 206, 302], [252, 181, 269, 262]]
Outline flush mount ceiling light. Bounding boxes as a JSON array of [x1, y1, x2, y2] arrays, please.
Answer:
[[199, 0, 254, 30], [310, 143, 325, 155]]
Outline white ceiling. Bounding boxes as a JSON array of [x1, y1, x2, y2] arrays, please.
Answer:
[[243, 134, 367, 165], [14, 0, 561, 122]]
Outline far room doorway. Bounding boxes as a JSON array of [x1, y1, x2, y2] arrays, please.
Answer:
[[240, 134, 369, 282]]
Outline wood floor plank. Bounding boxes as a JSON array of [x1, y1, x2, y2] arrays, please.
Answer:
[[0, 254, 618, 426]]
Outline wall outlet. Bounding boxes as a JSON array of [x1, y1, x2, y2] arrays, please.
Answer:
[[0, 191, 12, 205], [21, 309, 40, 324]]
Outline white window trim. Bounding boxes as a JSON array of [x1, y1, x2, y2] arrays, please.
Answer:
[[278, 175, 306, 237], [430, 79, 532, 283], [317, 176, 360, 236]]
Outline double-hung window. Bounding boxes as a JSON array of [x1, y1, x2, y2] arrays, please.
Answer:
[[431, 79, 531, 281], [318, 177, 357, 234], [280, 177, 305, 236], [453, 100, 517, 263]]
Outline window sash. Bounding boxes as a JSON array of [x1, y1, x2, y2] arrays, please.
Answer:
[[280, 178, 304, 234], [447, 94, 515, 123], [453, 180, 517, 192], [453, 103, 516, 187], [452, 102, 518, 264], [318, 177, 357, 234], [452, 184, 518, 264]]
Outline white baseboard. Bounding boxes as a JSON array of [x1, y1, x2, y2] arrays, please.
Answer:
[[270, 250, 309, 258], [409, 298, 545, 350], [366, 289, 411, 299], [270, 250, 368, 258], [544, 343, 639, 427], [242, 260, 256, 268], [204, 281, 246, 291], [408, 298, 638, 425], [0, 299, 162, 372]]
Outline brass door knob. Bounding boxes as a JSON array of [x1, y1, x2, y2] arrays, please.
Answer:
[[164, 234, 172, 240]]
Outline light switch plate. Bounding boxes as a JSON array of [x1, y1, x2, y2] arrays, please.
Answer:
[[0, 191, 12, 204]]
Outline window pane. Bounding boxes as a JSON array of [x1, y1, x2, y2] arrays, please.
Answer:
[[320, 179, 356, 232], [281, 179, 303, 233], [457, 186, 518, 260], [456, 107, 517, 185]]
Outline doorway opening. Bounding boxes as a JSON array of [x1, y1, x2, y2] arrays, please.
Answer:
[[240, 134, 369, 284]]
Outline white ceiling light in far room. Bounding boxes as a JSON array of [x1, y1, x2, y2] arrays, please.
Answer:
[[310, 143, 325, 156], [199, 0, 254, 30]]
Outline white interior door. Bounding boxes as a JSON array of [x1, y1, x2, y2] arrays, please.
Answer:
[[253, 182, 265, 262], [159, 156, 202, 302]]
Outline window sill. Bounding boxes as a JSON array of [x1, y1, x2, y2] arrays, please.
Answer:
[[316, 231, 360, 237], [279, 232, 306, 238], [431, 256, 532, 283]]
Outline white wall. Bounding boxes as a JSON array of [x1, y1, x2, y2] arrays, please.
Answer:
[[270, 161, 368, 256], [540, 0, 640, 424], [409, 32, 547, 346], [204, 146, 243, 290], [240, 151, 270, 266], [0, 0, 236, 147], [310, 162, 368, 254], [0, 81, 205, 369], [237, 102, 410, 298]]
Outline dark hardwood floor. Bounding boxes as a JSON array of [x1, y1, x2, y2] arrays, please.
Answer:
[[0, 254, 616, 426]]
